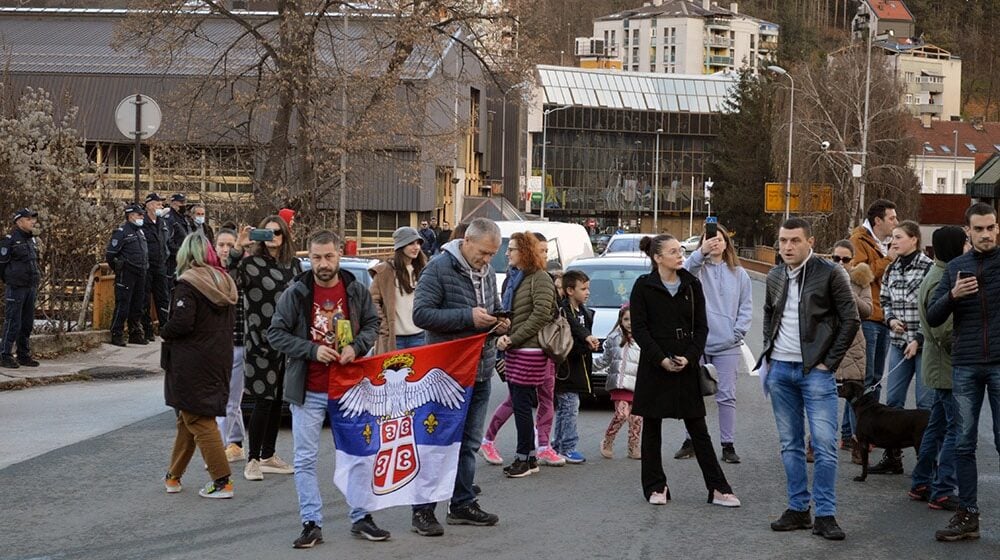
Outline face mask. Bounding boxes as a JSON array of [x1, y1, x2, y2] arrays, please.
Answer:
[[194, 216, 205, 225], [155, 208, 166, 217], [177, 206, 186, 215], [133, 218, 145, 227]]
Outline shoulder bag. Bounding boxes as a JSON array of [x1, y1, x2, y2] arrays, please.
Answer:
[[536, 276, 573, 363], [687, 284, 718, 396]]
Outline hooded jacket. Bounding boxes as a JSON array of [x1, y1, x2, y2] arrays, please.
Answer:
[[413, 239, 499, 381], [836, 263, 873, 383], [161, 265, 238, 417], [683, 248, 753, 355], [919, 260, 953, 389]]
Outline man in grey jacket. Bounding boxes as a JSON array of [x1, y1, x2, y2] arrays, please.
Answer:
[[410, 217, 507, 536], [268, 230, 380, 549]]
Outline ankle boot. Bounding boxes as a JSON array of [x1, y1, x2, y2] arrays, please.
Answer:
[[868, 448, 903, 474], [627, 436, 641, 459], [600, 435, 614, 459]]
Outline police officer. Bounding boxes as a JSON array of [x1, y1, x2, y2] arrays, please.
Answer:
[[106, 204, 149, 347], [163, 193, 190, 285], [0, 208, 41, 368], [141, 193, 171, 342]]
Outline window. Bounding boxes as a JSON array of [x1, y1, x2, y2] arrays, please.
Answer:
[[923, 144, 934, 152], [611, 30, 616, 46], [936, 177, 947, 192], [905, 94, 913, 104], [904, 71, 914, 83], [965, 143, 977, 152], [939, 145, 951, 153]]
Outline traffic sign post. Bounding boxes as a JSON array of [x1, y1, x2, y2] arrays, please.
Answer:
[[764, 182, 833, 214], [114, 94, 162, 203]]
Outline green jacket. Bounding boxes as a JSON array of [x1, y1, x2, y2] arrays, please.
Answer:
[[918, 260, 953, 390], [508, 269, 556, 349]]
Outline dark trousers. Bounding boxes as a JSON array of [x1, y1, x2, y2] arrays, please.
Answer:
[[641, 416, 732, 499], [509, 382, 538, 459], [1, 284, 37, 358], [247, 380, 283, 461], [142, 266, 171, 336], [110, 267, 146, 338]]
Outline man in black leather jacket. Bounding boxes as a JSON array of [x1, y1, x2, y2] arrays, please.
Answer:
[[760, 218, 859, 541]]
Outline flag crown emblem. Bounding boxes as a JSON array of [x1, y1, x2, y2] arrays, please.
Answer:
[[382, 353, 415, 372]]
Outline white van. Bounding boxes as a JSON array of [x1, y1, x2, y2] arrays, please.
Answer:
[[491, 220, 595, 288]]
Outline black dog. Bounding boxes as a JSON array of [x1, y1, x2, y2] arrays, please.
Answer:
[[839, 382, 930, 482]]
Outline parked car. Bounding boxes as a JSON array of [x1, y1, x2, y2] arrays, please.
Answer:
[[491, 220, 595, 289], [601, 233, 646, 256], [590, 233, 611, 254], [680, 235, 702, 253], [563, 255, 651, 399]]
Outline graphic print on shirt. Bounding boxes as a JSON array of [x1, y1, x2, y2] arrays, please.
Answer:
[[311, 295, 354, 351]]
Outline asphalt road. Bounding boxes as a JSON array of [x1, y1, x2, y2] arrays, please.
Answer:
[[1, 279, 997, 559]]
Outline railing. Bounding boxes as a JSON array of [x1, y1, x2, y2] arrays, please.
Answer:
[[759, 39, 778, 51], [918, 81, 944, 93], [706, 18, 731, 27], [706, 55, 734, 66], [706, 36, 734, 48], [916, 103, 943, 114]]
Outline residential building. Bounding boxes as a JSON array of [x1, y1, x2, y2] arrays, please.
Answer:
[[528, 65, 737, 233], [907, 117, 1000, 195], [877, 39, 962, 122], [591, 0, 778, 75], [853, 0, 915, 39]]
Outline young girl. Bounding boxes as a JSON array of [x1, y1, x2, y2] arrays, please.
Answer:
[[597, 303, 642, 459]]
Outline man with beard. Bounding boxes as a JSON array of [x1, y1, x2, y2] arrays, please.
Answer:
[[0, 208, 41, 368], [267, 230, 381, 549]]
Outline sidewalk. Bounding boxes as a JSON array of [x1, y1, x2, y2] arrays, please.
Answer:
[[0, 341, 162, 390]]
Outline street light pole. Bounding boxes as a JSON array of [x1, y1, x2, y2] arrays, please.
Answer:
[[953, 129, 959, 194], [768, 65, 794, 221], [540, 105, 569, 220], [653, 128, 662, 233]]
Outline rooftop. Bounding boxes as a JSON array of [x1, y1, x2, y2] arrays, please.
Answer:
[[865, 0, 914, 23], [908, 118, 1000, 161]]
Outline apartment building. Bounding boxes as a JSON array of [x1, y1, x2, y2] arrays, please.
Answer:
[[592, 0, 778, 75], [878, 40, 962, 122]]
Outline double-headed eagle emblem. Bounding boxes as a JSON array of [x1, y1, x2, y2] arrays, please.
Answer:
[[339, 353, 466, 419]]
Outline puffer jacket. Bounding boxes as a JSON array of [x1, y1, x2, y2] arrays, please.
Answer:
[[594, 328, 639, 392], [413, 239, 500, 381], [927, 248, 1000, 367], [918, 260, 953, 389], [508, 269, 556, 349], [880, 251, 933, 348], [836, 264, 873, 382]]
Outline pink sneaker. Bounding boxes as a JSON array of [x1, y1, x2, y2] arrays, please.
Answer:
[[479, 440, 503, 465], [537, 447, 566, 466]]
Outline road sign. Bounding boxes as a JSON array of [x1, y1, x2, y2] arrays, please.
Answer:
[[114, 94, 161, 140], [531, 193, 542, 203], [764, 183, 834, 214], [527, 176, 543, 194]]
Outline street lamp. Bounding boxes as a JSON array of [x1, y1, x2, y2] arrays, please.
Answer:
[[768, 65, 794, 221], [920, 141, 929, 192], [540, 105, 570, 219], [952, 129, 959, 194], [704, 177, 714, 217], [859, 27, 893, 222], [653, 128, 663, 233]]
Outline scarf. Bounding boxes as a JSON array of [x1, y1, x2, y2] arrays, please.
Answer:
[[502, 267, 524, 312]]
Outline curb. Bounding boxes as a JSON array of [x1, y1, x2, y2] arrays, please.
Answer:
[[0, 367, 161, 392]]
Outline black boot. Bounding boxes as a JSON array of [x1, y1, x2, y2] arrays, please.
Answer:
[[110, 335, 127, 347], [868, 448, 903, 475]]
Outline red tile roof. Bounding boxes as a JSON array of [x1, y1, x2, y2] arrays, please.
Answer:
[[908, 118, 1000, 162], [868, 0, 914, 22]]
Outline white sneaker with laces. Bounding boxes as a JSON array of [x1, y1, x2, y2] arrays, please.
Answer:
[[712, 490, 741, 508], [244, 459, 264, 481], [259, 454, 294, 474]]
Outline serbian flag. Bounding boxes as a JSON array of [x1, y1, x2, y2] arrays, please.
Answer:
[[328, 334, 488, 512]]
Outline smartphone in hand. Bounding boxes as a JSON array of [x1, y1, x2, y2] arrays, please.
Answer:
[[705, 216, 718, 240], [249, 228, 275, 242]]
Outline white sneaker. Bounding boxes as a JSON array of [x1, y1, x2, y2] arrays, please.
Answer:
[[244, 459, 264, 481], [712, 490, 741, 508], [225, 443, 245, 463], [649, 490, 668, 505], [259, 454, 294, 474]]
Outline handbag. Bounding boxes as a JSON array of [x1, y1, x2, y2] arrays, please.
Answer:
[[700, 363, 719, 396], [536, 277, 573, 363]]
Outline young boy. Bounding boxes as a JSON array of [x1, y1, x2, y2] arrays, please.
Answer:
[[553, 270, 599, 463]]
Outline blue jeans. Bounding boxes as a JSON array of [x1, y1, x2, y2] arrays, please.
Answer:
[[766, 360, 839, 517], [911, 389, 958, 500], [395, 333, 425, 350], [862, 321, 890, 397], [552, 392, 581, 455], [885, 345, 932, 410], [952, 365, 1000, 512], [291, 391, 368, 525], [1, 285, 36, 358], [414, 376, 492, 512]]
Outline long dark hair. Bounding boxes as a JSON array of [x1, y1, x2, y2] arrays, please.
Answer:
[[613, 303, 633, 347], [392, 247, 427, 294], [639, 234, 677, 272], [251, 215, 295, 265]]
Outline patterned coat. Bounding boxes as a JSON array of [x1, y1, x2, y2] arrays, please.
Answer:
[[880, 251, 933, 349], [231, 250, 301, 399]]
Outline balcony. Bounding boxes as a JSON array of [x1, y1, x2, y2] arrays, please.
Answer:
[[706, 55, 734, 66], [706, 18, 731, 28], [705, 35, 734, 48], [759, 39, 778, 51], [916, 102, 943, 115], [919, 81, 944, 93]]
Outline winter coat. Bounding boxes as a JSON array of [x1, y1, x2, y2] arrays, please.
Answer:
[[918, 260, 953, 390], [0, 228, 40, 288], [594, 328, 639, 392], [413, 239, 500, 381], [683, 249, 753, 356], [556, 298, 595, 394], [228, 248, 302, 399], [836, 264, 874, 383], [161, 266, 237, 417], [881, 251, 933, 348], [629, 269, 709, 420], [850, 225, 893, 323], [508, 269, 556, 349], [268, 270, 380, 407], [369, 260, 421, 355], [926, 248, 1000, 368]]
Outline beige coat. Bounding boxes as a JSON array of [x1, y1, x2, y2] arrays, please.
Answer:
[[369, 261, 404, 355], [836, 263, 874, 382]]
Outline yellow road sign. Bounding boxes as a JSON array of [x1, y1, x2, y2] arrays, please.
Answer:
[[764, 183, 833, 214]]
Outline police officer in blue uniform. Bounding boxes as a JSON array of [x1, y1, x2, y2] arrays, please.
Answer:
[[163, 193, 190, 287], [140, 193, 171, 342], [106, 204, 149, 347], [0, 208, 41, 368]]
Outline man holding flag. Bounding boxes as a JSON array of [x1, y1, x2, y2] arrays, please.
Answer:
[[410, 217, 507, 536], [268, 230, 381, 548]]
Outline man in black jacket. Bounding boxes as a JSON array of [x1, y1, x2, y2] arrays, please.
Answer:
[[141, 193, 172, 342], [163, 193, 191, 287], [927, 202, 1000, 542], [267, 230, 381, 549], [106, 204, 150, 347], [0, 208, 41, 368], [761, 218, 859, 541]]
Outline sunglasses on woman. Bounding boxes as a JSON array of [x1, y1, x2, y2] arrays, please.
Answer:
[[830, 256, 850, 263]]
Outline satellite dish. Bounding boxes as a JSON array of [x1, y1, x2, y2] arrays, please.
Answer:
[[114, 94, 162, 140]]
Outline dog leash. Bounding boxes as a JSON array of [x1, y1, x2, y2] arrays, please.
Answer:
[[863, 358, 908, 396]]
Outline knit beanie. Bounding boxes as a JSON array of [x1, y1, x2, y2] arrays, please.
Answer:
[[932, 226, 966, 263]]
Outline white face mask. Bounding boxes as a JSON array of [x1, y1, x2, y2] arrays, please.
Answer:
[[155, 208, 166, 217], [133, 218, 145, 227], [194, 216, 205, 225]]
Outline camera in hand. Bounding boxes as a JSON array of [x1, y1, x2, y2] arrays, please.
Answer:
[[249, 228, 275, 242]]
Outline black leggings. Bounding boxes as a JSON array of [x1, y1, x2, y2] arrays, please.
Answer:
[[641, 416, 732, 500], [246, 380, 283, 461]]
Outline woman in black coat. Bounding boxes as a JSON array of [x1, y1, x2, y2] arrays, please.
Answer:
[[630, 234, 740, 507], [163, 233, 238, 498]]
